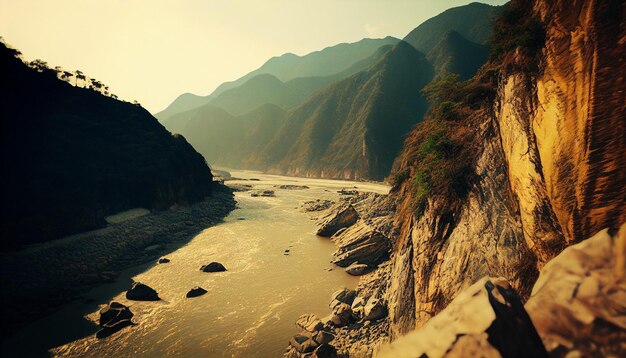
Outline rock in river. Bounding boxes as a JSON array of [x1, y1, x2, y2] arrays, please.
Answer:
[[200, 262, 227, 272], [99, 302, 133, 327], [157, 257, 170, 264], [317, 204, 359, 237], [186, 286, 208, 298], [125, 282, 160, 301], [96, 302, 134, 339]]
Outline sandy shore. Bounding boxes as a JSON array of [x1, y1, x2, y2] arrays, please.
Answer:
[[0, 185, 235, 336]]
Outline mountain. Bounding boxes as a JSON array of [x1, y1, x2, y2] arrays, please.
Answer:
[[403, 2, 504, 53], [426, 30, 488, 80], [0, 42, 223, 248], [258, 41, 433, 180], [154, 37, 399, 121], [209, 36, 401, 97], [207, 74, 298, 116], [167, 103, 287, 168]]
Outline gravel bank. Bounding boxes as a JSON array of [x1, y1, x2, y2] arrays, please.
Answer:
[[0, 185, 235, 333]]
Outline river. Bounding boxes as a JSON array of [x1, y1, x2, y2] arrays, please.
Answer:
[[6, 171, 389, 357]]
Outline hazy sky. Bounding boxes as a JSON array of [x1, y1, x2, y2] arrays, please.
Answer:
[[0, 0, 507, 113]]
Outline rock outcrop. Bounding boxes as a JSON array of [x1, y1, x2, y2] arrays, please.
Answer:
[[316, 204, 359, 237], [332, 222, 390, 267], [378, 277, 547, 358], [526, 224, 626, 356], [384, 0, 626, 339]]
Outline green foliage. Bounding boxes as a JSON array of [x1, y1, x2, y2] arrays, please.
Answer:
[[489, 0, 546, 66], [406, 74, 483, 217], [389, 169, 409, 187]]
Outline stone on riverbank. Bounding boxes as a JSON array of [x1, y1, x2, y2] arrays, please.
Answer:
[[158, 257, 170, 264], [301, 199, 335, 213], [316, 205, 359, 237], [186, 286, 208, 298], [345, 262, 372, 276], [296, 314, 324, 333], [312, 344, 338, 358], [363, 297, 387, 321], [289, 333, 318, 353], [125, 282, 160, 301], [331, 221, 390, 267], [200, 262, 227, 272]]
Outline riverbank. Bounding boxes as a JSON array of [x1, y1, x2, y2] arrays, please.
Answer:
[[0, 184, 235, 340]]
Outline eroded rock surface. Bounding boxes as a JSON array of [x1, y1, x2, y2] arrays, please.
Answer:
[[317, 204, 359, 237], [332, 222, 390, 267], [526, 224, 626, 356], [378, 277, 547, 358]]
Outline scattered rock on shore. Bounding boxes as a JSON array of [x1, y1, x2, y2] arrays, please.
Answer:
[[331, 221, 390, 267], [345, 262, 372, 276], [296, 314, 324, 332], [363, 297, 387, 321], [301, 199, 335, 213], [289, 333, 318, 353], [278, 185, 310, 190], [200, 262, 227, 272], [125, 282, 160, 301], [157, 257, 170, 264], [251, 190, 275, 197], [186, 286, 208, 298]]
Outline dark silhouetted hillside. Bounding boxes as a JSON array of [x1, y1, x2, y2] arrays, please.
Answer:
[[0, 42, 219, 249]]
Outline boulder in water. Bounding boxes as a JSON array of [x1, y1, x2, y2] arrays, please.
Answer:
[[125, 282, 160, 301], [99, 302, 133, 327], [200, 262, 227, 272], [158, 257, 170, 264], [96, 302, 134, 339], [186, 286, 208, 298]]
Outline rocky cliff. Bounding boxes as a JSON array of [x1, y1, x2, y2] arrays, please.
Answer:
[[385, 0, 625, 342]]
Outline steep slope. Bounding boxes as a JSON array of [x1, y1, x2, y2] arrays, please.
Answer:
[[155, 37, 399, 121], [170, 103, 287, 169], [258, 41, 433, 180], [384, 0, 625, 340], [207, 74, 298, 116], [426, 30, 488, 80], [0, 42, 221, 248], [403, 2, 504, 53], [209, 36, 400, 97]]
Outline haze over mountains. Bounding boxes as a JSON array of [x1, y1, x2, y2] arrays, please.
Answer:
[[158, 2, 503, 180]]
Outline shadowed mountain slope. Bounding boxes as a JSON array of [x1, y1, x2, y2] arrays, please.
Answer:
[[0, 42, 220, 248]]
